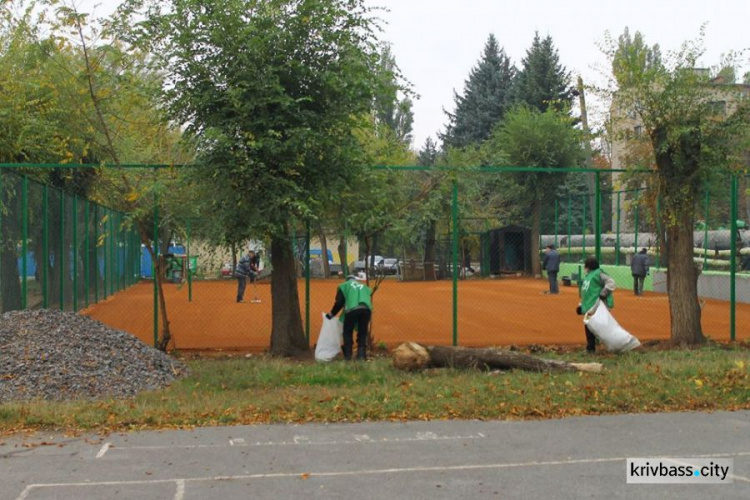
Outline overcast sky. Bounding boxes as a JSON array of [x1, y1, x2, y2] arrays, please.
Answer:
[[79, 0, 749, 150]]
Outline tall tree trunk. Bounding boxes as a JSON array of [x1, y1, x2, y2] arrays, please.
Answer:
[[318, 224, 330, 278], [654, 126, 704, 345], [337, 236, 347, 275], [137, 224, 171, 351], [665, 209, 704, 345], [424, 219, 437, 263], [739, 174, 749, 223], [531, 197, 542, 276], [270, 235, 308, 356]]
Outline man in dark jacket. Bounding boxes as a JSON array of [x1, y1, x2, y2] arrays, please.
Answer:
[[630, 248, 650, 296], [235, 250, 259, 302], [542, 244, 560, 294]]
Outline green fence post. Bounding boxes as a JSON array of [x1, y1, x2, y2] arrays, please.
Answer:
[[305, 220, 311, 344], [634, 190, 639, 260], [111, 210, 116, 295], [103, 208, 108, 300], [595, 171, 601, 263], [21, 175, 28, 309], [730, 174, 737, 342], [59, 189, 64, 311], [72, 195, 78, 311], [615, 191, 621, 266], [113, 211, 118, 293], [42, 185, 49, 308], [342, 222, 348, 276], [554, 199, 559, 249], [185, 219, 193, 302], [153, 169, 159, 348], [452, 180, 459, 347], [84, 199, 89, 307], [703, 187, 710, 271], [567, 195, 572, 261], [655, 196, 662, 268], [94, 204, 99, 303], [582, 192, 587, 261]]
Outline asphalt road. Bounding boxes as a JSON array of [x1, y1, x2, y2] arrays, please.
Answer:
[[3, 410, 749, 499]]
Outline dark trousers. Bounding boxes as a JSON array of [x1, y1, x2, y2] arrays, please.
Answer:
[[547, 271, 559, 294], [342, 308, 372, 360], [236, 276, 247, 302], [585, 325, 596, 352], [633, 274, 645, 296]]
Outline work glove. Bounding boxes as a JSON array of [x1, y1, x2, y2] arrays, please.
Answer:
[[325, 313, 333, 320]]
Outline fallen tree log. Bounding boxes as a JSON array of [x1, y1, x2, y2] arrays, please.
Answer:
[[392, 342, 602, 374]]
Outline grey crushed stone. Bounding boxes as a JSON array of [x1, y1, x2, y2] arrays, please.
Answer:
[[0, 309, 188, 402]]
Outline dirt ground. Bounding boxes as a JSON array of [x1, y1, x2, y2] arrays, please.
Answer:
[[82, 277, 750, 351]]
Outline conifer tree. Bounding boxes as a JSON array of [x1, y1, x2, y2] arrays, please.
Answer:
[[442, 34, 515, 148], [515, 32, 572, 112]]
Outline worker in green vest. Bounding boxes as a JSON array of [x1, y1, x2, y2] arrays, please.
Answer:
[[326, 275, 373, 361], [576, 257, 615, 353]]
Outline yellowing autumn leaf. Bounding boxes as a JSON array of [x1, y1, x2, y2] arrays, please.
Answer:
[[693, 379, 703, 388]]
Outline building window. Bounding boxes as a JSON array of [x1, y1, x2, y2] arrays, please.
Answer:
[[633, 125, 643, 136]]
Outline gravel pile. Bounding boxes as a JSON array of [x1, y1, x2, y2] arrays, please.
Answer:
[[0, 309, 188, 402]]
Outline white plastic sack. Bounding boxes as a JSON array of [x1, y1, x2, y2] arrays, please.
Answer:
[[583, 301, 641, 353], [315, 313, 343, 362]]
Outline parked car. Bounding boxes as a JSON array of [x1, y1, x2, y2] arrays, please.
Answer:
[[351, 255, 384, 273], [380, 258, 400, 275], [220, 263, 234, 279]]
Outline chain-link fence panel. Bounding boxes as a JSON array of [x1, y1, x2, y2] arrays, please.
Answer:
[[0, 171, 23, 313]]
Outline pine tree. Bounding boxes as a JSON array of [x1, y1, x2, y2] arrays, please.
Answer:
[[442, 34, 515, 149], [515, 32, 572, 112], [417, 137, 438, 167]]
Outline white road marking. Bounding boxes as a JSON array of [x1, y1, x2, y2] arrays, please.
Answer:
[[15, 450, 750, 500], [14, 486, 32, 500], [354, 435, 372, 442], [174, 479, 185, 500], [119, 433, 486, 452], [95, 442, 111, 459]]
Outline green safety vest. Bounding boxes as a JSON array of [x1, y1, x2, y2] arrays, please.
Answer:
[[338, 280, 373, 312], [581, 268, 614, 311]]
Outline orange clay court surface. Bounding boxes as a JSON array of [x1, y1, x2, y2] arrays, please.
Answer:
[[82, 278, 750, 351]]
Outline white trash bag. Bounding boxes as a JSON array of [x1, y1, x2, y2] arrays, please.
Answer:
[[583, 301, 641, 353], [315, 313, 343, 362]]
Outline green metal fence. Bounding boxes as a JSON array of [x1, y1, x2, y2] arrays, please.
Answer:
[[2, 164, 747, 352], [0, 169, 140, 315]]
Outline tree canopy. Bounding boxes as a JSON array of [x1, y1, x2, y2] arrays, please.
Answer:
[[442, 34, 516, 149], [604, 27, 750, 345], [514, 32, 572, 113]]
